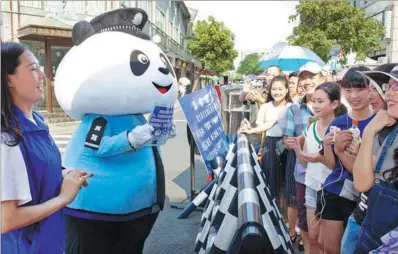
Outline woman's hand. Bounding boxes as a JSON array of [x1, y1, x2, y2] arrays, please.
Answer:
[[62, 169, 92, 187], [242, 118, 252, 129], [346, 141, 360, 157], [240, 126, 252, 134], [334, 131, 353, 155], [323, 132, 335, 146], [286, 137, 300, 149], [302, 153, 323, 163], [365, 109, 397, 135], [58, 170, 93, 205], [243, 81, 251, 93]]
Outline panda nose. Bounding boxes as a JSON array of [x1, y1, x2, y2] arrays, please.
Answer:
[[158, 67, 169, 75]]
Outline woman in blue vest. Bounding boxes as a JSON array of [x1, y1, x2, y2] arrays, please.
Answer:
[[1, 41, 92, 254]]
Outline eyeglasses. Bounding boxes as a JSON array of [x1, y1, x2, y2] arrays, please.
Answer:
[[383, 82, 398, 92]]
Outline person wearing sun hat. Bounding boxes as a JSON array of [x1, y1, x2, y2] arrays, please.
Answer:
[[361, 64, 398, 114], [352, 63, 398, 253]]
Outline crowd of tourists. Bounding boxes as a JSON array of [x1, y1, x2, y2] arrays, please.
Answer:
[[238, 62, 398, 254]]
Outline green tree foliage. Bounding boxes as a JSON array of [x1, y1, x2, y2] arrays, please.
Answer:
[[187, 16, 238, 75], [288, 0, 385, 64], [237, 53, 263, 75]]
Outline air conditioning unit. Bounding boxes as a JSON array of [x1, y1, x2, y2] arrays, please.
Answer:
[[378, 56, 388, 63]]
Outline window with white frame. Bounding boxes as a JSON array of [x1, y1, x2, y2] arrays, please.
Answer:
[[120, 1, 135, 8], [138, 1, 148, 12], [168, 21, 173, 37], [180, 34, 185, 47], [87, 1, 105, 15], [173, 26, 178, 41], [156, 8, 165, 31], [74, 1, 87, 14], [174, 26, 180, 43], [20, 1, 43, 8]]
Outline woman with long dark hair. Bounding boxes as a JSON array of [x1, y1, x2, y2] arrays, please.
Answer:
[[241, 75, 292, 207], [1, 41, 92, 254]]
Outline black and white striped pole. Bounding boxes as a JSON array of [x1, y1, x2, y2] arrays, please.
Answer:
[[233, 133, 268, 253]]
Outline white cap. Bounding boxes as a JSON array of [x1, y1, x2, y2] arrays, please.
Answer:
[[299, 62, 322, 77]]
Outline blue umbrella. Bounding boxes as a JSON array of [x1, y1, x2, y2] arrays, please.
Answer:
[[258, 44, 325, 71]]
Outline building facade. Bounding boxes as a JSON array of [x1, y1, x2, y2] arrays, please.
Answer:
[[1, 0, 202, 112], [351, 0, 398, 63]]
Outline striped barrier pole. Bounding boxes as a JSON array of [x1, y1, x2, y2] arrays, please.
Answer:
[[234, 133, 267, 253], [178, 180, 216, 219], [178, 146, 235, 220]]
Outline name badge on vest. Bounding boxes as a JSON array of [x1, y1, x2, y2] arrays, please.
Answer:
[[84, 117, 107, 150]]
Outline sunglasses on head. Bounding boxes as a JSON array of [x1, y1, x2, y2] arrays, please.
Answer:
[[382, 81, 398, 92]]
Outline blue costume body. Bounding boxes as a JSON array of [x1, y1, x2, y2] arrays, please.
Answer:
[[63, 114, 159, 220]]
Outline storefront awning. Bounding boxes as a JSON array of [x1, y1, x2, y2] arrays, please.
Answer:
[[17, 16, 73, 41]]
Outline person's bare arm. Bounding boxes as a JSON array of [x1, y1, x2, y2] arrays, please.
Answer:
[[353, 128, 377, 192], [2, 170, 92, 233], [2, 198, 67, 233], [294, 142, 308, 167], [353, 110, 397, 192], [239, 90, 248, 102], [320, 131, 336, 170]]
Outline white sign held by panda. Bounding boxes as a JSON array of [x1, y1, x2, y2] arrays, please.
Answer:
[[148, 104, 174, 146]]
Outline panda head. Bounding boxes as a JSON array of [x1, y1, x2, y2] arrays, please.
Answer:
[[54, 8, 178, 120]]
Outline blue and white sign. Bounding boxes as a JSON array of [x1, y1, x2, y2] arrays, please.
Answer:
[[179, 86, 228, 174], [148, 104, 174, 146]]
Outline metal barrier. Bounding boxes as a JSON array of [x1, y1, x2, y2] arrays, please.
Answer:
[[220, 85, 250, 140], [189, 134, 294, 254]]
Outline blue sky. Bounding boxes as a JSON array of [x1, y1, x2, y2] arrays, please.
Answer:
[[185, 1, 299, 66]]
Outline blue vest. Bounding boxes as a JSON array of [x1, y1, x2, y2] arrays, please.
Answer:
[[1, 106, 65, 254]]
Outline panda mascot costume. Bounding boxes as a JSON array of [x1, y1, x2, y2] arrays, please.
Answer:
[[54, 8, 178, 254]]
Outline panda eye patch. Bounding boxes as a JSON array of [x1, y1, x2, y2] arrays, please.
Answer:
[[160, 54, 175, 77], [130, 50, 150, 76]]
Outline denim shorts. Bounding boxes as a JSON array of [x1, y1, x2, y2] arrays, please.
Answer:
[[305, 186, 317, 209]]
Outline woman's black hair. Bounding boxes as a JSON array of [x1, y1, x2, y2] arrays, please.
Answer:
[[266, 75, 292, 103], [341, 66, 370, 89], [315, 82, 347, 117], [382, 148, 398, 188], [289, 71, 299, 79], [1, 42, 27, 146]]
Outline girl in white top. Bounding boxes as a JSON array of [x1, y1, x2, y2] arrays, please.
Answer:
[[241, 75, 292, 206], [292, 82, 347, 254]]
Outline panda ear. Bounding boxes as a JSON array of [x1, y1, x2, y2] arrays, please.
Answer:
[[72, 21, 95, 46]]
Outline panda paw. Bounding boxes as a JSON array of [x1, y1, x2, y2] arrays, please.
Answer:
[[167, 123, 177, 139]]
